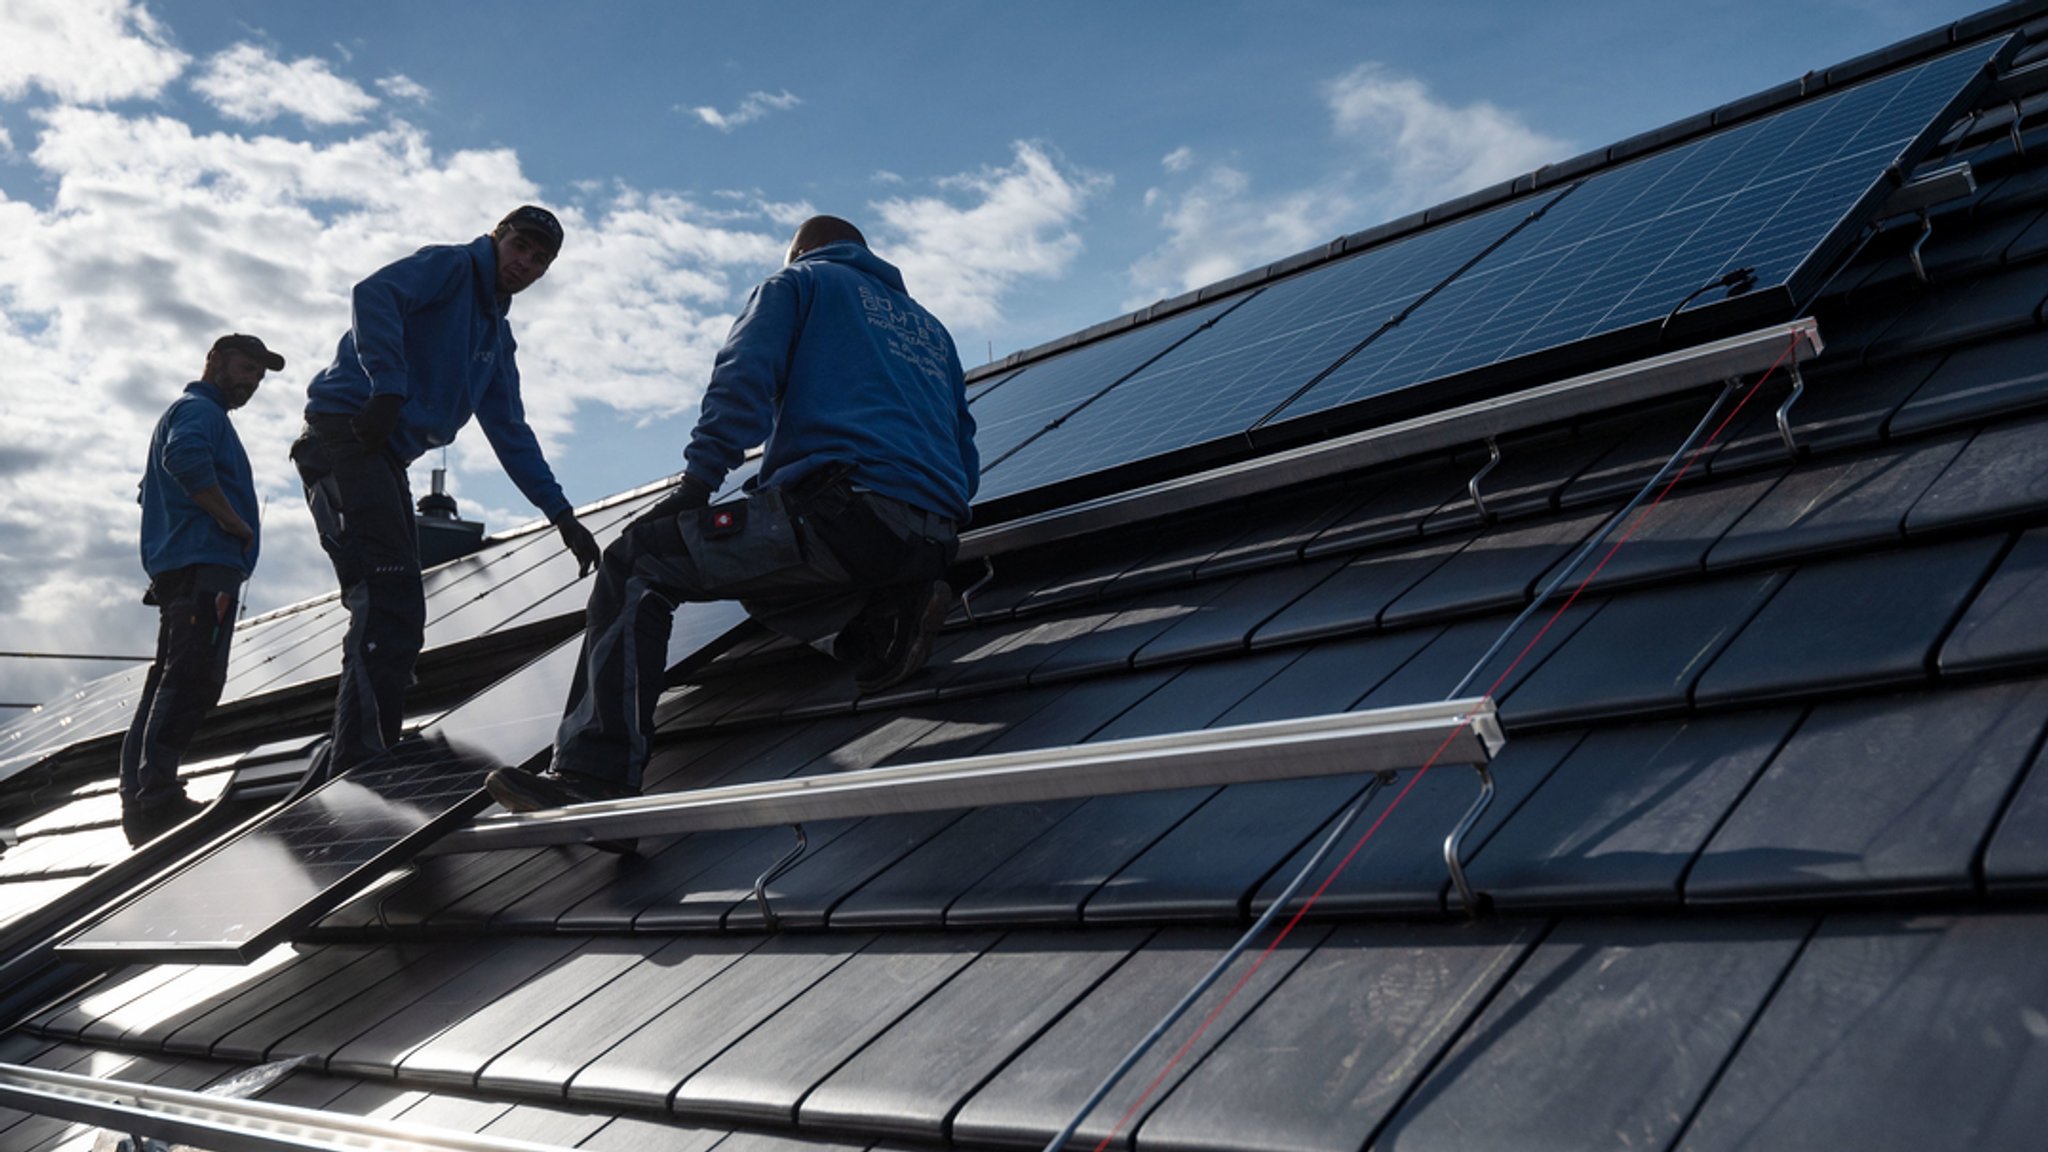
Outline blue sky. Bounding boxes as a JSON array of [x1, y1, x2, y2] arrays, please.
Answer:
[[0, 0, 1998, 706]]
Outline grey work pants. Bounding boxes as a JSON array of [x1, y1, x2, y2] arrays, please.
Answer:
[[554, 476, 954, 790]]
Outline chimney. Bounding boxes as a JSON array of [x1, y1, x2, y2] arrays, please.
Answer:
[[415, 467, 486, 566]]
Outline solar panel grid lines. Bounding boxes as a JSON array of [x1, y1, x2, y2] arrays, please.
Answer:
[[968, 293, 1247, 472], [976, 195, 1559, 503], [1271, 38, 2010, 432]]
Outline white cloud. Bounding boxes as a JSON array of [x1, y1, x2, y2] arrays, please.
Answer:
[[1127, 63, 1571, 303], [0, 123, 13, 159], [871, 169, 904, 186], [1324, 63, 1567, 207], [375, 74, 429, 104], [871, 141, 1108, 332], [192, 42, 378, 126], [690, 89, 800, 132], [0, 0, 188, 103]]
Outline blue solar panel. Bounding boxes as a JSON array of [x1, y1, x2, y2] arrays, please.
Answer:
[[967, 295, 1245, 467], [1265, 38, 2006, 430], [975, 195, 1556, 500]]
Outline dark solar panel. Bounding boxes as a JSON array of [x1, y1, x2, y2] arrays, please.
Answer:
[[1267, 38, 2007, 430], [968, 296, 1244, 468], [59, 735, 496, 962], [976, 196, 1553, 501]]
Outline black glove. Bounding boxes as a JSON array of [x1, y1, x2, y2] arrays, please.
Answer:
[[628, 475, 714, 532], [555, 512, 602, 576], [352, 393, 406, 453]]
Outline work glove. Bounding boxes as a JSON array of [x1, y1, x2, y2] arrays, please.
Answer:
[[628, 475, 714, 532], [554, 511, 602, 576], [352, 393, 406, 454]]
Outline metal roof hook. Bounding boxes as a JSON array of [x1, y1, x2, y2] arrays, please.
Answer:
[[1776, 363, 1808, 459], [959, 556, 997, 626], [753, 823, 808, 930], [1908, 209, 1936, 286], [1467, 437, 1503, 521], [1444, 761, 1495, 917]]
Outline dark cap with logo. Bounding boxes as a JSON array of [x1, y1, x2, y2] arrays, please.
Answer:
[[210, 333, 285, 371], [497, 205, 564, 255]]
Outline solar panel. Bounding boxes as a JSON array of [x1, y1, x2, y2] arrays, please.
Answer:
[[1264, 37, 2009, 432], [973, 194, 1559, 502], [967, 295, 1246, 468], [969, 37, 2007, 505]]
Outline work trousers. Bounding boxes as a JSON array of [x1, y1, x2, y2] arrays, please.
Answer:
[[291, 415, 424, 777], [120, 564, 241, 810], [555, 473, 955, 790]]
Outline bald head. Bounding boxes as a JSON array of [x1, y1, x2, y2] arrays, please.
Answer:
[[786, 215, 867, 264]]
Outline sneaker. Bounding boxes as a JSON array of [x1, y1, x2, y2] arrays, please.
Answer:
[[854, 580, 952, 695], [121, 793, 206, 848], [485, 767, 640, 854]]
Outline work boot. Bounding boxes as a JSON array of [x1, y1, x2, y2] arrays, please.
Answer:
[[120, 793, 205, 848], [484, 767, 640, 854], [854, 580, 952, 695]]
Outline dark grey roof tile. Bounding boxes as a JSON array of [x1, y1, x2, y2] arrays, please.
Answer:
[[1225, 631, 1441, 721], [1997, 204, 2048, 263], [1571, 470, 1781, 594], [825, 671, 1179, 929], [161, 945, 380, 1058], [1134, 920, 1539, 1152], [1373, 917, 1807, 1152], [1132, 561, 1346, 665], [1301, 456, 1472, 558], [1677, 912, 2048, 1152], [1468, 711, 1799, 910], [1864, 263, 2048, 361], [212, 943, 485, 1064], [567, 934, 871, 1112], [1888, 328, 2048, 436], [102, 946, 302, 1048], [1940, 526, 2048, 676], [1502, 570, 1786, 726], [729, 812, 966, 932], [391, 1093, 513, 1132], [1250, 732, 1584, 917], [947, 654, 1301, 926], [1688, 678, 2048, 904], [951, 926, 1326, 1152], [798, 929, 1148, 1142], [1695, 537, 2007, 706], [398, 939, 654, 1089], [1905, 411, 2048, 534], [577, 1113, 728, 1152], [669, 934, 995, 1126], [1421, 426, 1610, 532], [1555, 394, 1723, 509], [476, 937, 759, 1099], [1083, 774, 1378, 924], [478, 1103, 614, 1147], [1380, 508, 1611, 628], [1706, 432, 1969, 567], [1982, 731, 2048, 893], [1029, 585, 1234, 684], [31, 964, 180, 1040], [1250, 533, 1471, 647], [1710, 352, 1945, 475], [325, 936, 584, 1078], [1356, 605, 1596, 711], [1193, 481, 1366, 579], [937, 608, 1124, 696]]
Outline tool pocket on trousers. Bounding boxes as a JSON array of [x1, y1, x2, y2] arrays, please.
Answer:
[[680, 487, 806, 593]]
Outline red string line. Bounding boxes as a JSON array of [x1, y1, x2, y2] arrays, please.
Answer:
[[1086, 331, 1800, 1152]]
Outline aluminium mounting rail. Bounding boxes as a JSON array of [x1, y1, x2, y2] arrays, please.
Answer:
[[0, 1062, 557, 1152], [955, 318, 1824, 560], [425, 696, 1504, 856]]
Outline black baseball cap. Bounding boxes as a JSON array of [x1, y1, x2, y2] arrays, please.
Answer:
[[498, 204, 564, 254], [210, 333, 285, 371]]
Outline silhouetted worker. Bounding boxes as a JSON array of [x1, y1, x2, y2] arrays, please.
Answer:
[[293, 205, 602, 780], [487, 214, 976, 818], [122, 333, 282, 846]]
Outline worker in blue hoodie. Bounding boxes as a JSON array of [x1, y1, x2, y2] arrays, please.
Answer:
[[487, 215, 976, 819], [292, 206, 602, 779], [123, 333, 282, 846]]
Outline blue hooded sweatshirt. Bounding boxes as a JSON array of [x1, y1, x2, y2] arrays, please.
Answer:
[[303, 235, 571, 521], [683, 243, 978, 522], [139, 381, 260, 578]]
